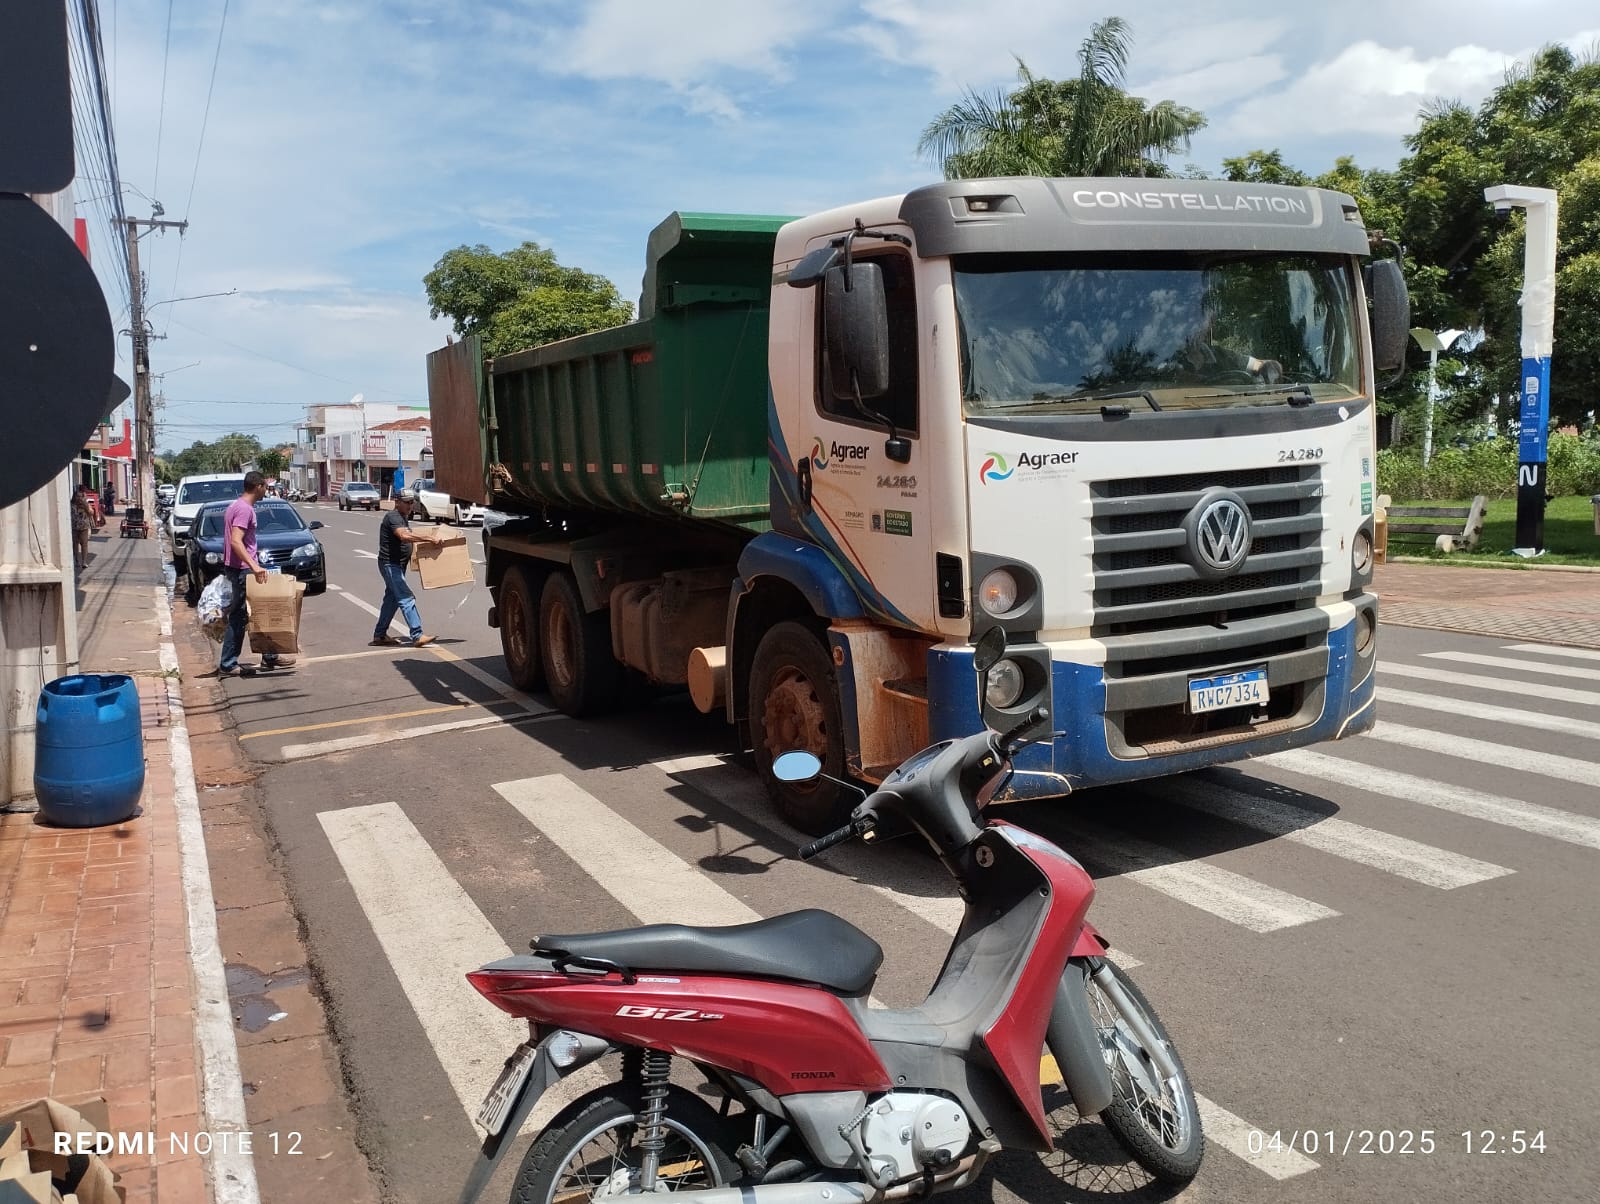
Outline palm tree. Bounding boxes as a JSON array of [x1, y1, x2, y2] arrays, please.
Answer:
[[918, 17, 1205, 179]]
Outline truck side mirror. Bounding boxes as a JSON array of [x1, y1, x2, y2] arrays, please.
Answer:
[[823, 263, 890, 400], [1365, 259, 1410, 373]]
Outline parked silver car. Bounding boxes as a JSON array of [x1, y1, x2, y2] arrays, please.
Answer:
[[337, 481, 381, 511]]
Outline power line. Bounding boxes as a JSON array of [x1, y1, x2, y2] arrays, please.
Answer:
[[168, 0, 232, 320], [152, 0, 173, 199]]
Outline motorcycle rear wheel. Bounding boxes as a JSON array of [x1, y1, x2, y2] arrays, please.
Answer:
[[1085, 963, 1204, 1183], [510, 1083, 740, 1203]]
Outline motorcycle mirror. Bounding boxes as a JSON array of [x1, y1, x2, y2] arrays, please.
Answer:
[[973, 627, 1008, 675], [771, 750, 823, 783]]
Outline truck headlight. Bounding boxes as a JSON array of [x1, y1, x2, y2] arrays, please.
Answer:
[[1352, 529, 1373, 574], [204, 552, 221, 565], [985, 658, 1026, 708], [978, 569, 1019, 616]]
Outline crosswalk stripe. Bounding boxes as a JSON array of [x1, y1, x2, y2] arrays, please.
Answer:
[[1422, 650, 1600, 682], [1171, 776, 1511, 889], [1260, 749, 1600, 851], [1367, 720, 1600, 790], [1379, 662, 1600, 708], [1066, 824, 1339, 932], [1196, 1096, 1319, 1180], [318, 803, 522, 1124], [1501, 643, 1600, 663], [650, 756, 1143, 969], [493, 774, 764, 926], [1378, 686, 1600, 743], [281, 710, 555, 761]]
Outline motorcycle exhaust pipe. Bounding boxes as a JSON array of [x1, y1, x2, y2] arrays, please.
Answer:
[[664, 1150, 984, 1203], [1045, 961, 1114, 1117]]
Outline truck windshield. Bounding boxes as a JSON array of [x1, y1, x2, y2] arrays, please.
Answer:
[[954, 251, 1361, 414]]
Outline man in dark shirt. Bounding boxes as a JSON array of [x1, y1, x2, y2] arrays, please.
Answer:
[[370, 488, 435, 647]]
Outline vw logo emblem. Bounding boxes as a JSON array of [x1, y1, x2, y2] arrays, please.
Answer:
[[1183, 490, 1252, 577]]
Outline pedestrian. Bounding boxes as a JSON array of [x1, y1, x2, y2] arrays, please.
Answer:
[[101, 481, 115, 516], [370, 487, 435, 648], [70, 489, 93, 570], [214, 470, 280, 677]]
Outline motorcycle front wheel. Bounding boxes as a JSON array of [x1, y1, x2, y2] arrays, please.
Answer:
[[1084, 962, 1204, 1183], [510, 1083, 740, 1202]]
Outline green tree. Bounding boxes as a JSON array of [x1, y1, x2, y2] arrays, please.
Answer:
[[256, 447, 288, 479], [918, 18, 1205, 179], [1220, 149, 1310, 186], [423, 242, 635, 357], [210, 433, 264, 472]]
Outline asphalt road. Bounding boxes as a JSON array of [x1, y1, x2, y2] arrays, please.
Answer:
[[193, 505, 1600, 1204]]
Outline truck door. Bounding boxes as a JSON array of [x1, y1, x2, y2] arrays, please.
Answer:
[[794, 238, 935, 632]]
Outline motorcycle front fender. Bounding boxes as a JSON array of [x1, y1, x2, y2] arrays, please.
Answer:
[[457, 1031, 612, 1204], [1044, 960, 1113, 1118]]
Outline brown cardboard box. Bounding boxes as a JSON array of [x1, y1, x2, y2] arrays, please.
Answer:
[[247, 571, 307, 654], [410, 531, 473, 589], [0, 1099, 122, 1204]]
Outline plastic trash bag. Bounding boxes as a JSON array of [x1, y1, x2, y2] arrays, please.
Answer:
[[198, 573, 234, 642]]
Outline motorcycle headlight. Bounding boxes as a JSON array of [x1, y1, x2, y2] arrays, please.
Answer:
[[204, 552, 221, 565], [985, 658, 1026, 708]]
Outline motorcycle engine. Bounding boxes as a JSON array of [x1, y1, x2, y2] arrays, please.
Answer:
[[858, 1093, 971, 1182]]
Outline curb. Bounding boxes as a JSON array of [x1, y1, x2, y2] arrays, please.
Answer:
[[156, 588, 263, 1204], [1385, 555, 1600, 574]]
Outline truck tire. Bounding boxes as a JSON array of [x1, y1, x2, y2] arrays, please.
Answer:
[[498, 565, 545, 692], [748, 621, 854, 836], [540, 571, 622, 717]]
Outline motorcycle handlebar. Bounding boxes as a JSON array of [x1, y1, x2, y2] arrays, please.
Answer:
[[798, 817, 872, 861], [998, 706, 1053, 756]]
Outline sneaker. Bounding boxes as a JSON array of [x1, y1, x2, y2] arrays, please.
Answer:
[[411, 633, 436, 648], [369, 635, 399, 647], [208, 666, 239, 679]]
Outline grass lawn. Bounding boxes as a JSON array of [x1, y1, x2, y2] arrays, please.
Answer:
[[1386, 495, 1600, 566]]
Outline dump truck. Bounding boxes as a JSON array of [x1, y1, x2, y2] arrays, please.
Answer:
[[427, 178, 1409, 834]]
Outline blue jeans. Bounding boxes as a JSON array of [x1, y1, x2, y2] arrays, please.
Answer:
[[376, 562, 423, 639], [219, 568, 280, 671]]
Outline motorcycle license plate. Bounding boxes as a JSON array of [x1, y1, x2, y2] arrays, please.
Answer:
[[1188, 668, 1269, 714], [476, 1041, 539, 1135]]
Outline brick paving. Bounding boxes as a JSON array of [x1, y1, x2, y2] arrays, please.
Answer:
[[1377, 561, 1600, 648]]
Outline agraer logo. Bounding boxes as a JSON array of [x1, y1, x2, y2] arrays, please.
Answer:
[[810, 438, 829, 471], [811, 437, 869, 470], [978, 452, 1015, 485]]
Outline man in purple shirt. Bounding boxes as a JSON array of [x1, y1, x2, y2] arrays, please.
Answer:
[[215, 471, 275, 676]]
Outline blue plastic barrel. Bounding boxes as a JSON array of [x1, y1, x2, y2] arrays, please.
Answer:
[[33, 674, 145, 827]]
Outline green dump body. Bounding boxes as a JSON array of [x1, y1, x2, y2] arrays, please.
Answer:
[[483, 212, 793, 534]]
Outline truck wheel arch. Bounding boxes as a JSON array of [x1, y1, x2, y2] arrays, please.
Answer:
[[728, 577, 818, 725]]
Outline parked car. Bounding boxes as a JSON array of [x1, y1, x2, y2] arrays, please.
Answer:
[[167, 473, 245, 567], [412, 478, 485, 525], [184, 500, 326, 601], [337, 481, 381, 511]]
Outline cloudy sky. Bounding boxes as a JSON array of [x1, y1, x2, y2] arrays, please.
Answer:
[[77, 0, 1598, 451]]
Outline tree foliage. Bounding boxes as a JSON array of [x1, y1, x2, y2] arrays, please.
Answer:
[[423, 242, 635, 357], [256, 447, 288, 479], [159, 434, 264, 478], [918, 18, 1204, 179]]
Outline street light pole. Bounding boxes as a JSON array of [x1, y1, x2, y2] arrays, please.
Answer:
[[1409, 328, 1465, 469], [1484, 184, 1559, 557]]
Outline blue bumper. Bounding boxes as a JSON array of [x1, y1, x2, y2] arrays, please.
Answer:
[[927, 609, 1376, 802]]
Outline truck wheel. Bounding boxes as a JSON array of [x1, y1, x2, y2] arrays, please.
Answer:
[[749, 621, 853, 836], [540, 571, 621, 717], [498, 565, 545, 692]]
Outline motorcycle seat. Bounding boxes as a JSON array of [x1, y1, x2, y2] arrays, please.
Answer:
[[535, 909, 883, 995]]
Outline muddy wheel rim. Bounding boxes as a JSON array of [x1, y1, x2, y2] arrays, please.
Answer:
[[762, 665, 828, 769], [504, 585, 530, 670], [548, 600, 577, 690]]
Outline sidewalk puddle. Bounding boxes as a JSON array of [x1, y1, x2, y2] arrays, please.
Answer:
[[227, 962, 309, 1032]]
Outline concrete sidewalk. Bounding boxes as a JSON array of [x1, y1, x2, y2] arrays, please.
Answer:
[[1377, 560, 1600, 648]]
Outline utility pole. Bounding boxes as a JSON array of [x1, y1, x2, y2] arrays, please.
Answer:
[[119, 215, 187, 504]]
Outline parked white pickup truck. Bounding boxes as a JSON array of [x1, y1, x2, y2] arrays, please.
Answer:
[[411, 478, 484, 525]]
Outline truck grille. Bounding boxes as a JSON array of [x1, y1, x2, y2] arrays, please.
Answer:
[[1090, 465, 1324, 634], [1089, 465, 1328, 755]]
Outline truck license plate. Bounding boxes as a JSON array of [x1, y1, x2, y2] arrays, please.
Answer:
[[476, 1041, 539, 1135], [1188, 668, 1269, 714]]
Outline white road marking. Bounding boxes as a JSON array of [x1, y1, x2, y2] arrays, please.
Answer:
[[353, 549, 379, 559], [1367, 720, 1600, 790], [280, 710, 555, 761], [318, 803, 523, 1125], [494, 774, 763, 926], [1196, 1095, 1320, 1180], [1378, 686, 1600, 743], [1421, 650, 1599, 682], [1068, 824, 1339, 932], [1260, 749, 1600, 851], [427, 647, 551, 717], [1172, 776, 1511, 889], [1501, 642, 1600, 663], [344, 528, 363, 535], [1378, 662, 1600, 708]]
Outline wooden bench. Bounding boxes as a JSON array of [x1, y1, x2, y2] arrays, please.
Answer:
[[1375, 495, 1487, 560]]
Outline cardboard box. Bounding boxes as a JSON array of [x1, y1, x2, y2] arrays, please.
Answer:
[[410, 531, 473, 589], [247, 571, 307, 655], [0, 1099, 122, 1204]]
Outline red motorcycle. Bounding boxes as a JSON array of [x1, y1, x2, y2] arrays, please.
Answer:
[[460, 630, 1204, 1202]]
